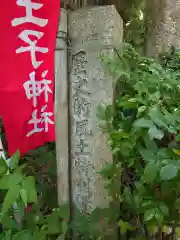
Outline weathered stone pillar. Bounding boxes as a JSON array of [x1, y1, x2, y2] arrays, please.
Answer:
[[68, 5, 123, 213], [55, 9, 69, 205], [146, 0, 180, 57]]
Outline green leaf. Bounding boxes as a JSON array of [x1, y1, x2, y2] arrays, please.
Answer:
[[62, 221, 68, 234], [32, 231, 46, 240], [4, 230, 11, 240], [12, 230, 32, 240], [160, 164, 178, 180], [59, 204, 70, 221], [148, 225, 158, 234], [0, 158, 8, 177], [46, 212, 61, 235], [148, 127, 164, 140], [128, 98, 137, 103], [0, 175, 10, 189], [22, 176, 37, 203], [144, 162, 157, 183], [139, 148, 156, 162], [115, 70, 130, 80], [134, 195, 142, 208], [144, 209, 155, 221], [154, 209, 164, 223], [176, 134, 180, 142], [134, 118, 154, 128], [97, 163, 116, 178], [0, 234, 5, 240], [14, 164, 28, 174], [123, 187, 132, 205], [143, 135, 158, 153], [9, 150, 20, 170], [72, 207, 90, 235], [142, 200, 154, 208], [9, 171, 24, 187], [1, 185, 20, 218], [175, 199, 180, 210], [159, 203, 169, 216], [20, 189, 28, 207], [175, 227, 180, 237], [162, 109, 176, 126], [149, 107, 168, 129], [157, 148, 170, 160], [118, 220, 134, 234], [138, 106, 147, 114], [1, 215, 18, 230], [0, 171, 24, 190]]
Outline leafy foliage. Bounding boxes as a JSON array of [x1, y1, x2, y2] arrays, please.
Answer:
[[0, 152, 69, 240], [116, 0, 146, 53], [99, 44, 180, 239]]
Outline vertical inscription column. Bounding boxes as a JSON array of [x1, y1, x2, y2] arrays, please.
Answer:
[[68, 6, 123, 213], [71, 50, 94, 212], [55, 9, 69, 205]]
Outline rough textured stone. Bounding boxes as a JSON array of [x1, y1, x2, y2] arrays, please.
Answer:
[[68, 5, 123, 213], [146, 0, 180, 57], [55, 9, 69, 205], [69, 5, 123, 51]]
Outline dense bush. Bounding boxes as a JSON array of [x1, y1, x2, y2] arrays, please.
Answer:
[[100, 44, 180, 239]]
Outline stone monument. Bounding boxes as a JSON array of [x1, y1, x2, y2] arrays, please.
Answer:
[[68, 5, 123, 213]]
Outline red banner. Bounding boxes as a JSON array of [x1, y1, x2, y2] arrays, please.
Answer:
[[0, 0, 60, 155]]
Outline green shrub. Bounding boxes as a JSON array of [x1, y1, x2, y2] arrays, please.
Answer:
[[99, 44, 180, 239]]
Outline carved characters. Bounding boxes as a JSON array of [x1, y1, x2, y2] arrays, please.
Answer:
[[71, 51, 93, 212]]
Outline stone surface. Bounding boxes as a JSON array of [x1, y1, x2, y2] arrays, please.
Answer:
[[55, 8, 69, 205], [68, 5, 123, 51], [68, 5, 123, 213], [146, 0, 180, 57]]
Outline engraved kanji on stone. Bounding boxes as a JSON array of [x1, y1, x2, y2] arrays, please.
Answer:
[[75, 120, 91, 136], [27, 105, 54, 137], [74, 73, 88, 89], [11, 0, 48, 27], [75, 195, 89, 212], [72, 51, 87, 74], [74, 95, 91, 117], [74, 155, 92, 168], [24, 71, 52, 107], [16, 30, 48, 68], [76, 138, 90, 155]]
